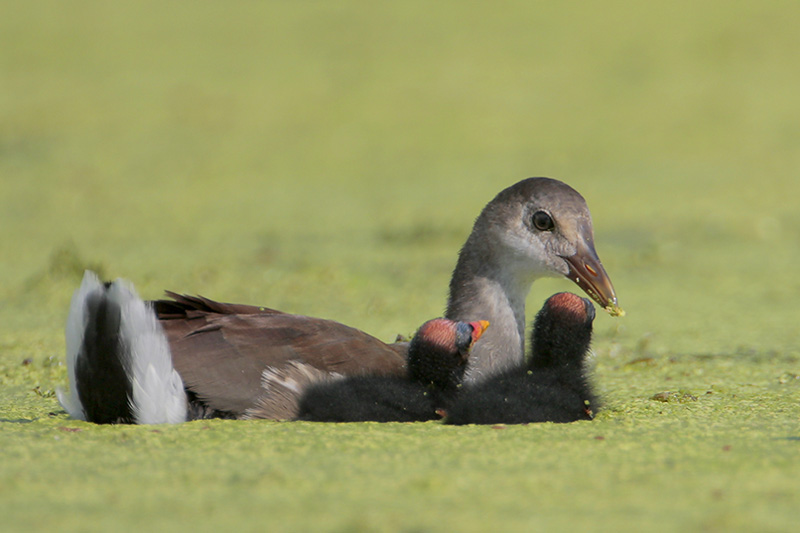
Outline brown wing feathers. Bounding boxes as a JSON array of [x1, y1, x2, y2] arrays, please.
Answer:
[[152, 293, 407, 417]]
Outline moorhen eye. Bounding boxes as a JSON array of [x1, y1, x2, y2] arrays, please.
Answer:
[[532, 211, 555, 231]]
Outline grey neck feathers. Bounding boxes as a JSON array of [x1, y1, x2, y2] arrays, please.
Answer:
[[445, 230, 533, 384]]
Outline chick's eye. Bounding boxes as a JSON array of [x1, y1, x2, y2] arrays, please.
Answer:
[[532, 211, 555, 231], [455, 323, 474, 351]]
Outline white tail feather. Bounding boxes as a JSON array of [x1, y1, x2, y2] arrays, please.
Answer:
[[107, 279, 188, 424], [56, 270, 104, 420]]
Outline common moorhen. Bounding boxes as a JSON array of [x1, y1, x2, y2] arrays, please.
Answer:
[[58, 177, 621, 423]]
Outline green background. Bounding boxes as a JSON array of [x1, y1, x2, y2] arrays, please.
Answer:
[[2, 1, 798, 531]]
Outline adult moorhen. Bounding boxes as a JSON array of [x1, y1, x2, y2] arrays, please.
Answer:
[[58, 177, 621, 423]]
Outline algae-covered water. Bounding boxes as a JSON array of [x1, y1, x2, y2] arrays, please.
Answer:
[[2, 1, 799, 531]]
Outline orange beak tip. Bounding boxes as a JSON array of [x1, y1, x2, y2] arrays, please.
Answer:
[[470, 320, 490, 340]]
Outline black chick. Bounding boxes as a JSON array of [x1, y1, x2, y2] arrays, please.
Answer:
[[446, 292, 597, 425], [296, 319, 489, 422]]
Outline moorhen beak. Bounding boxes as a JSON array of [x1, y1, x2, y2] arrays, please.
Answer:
[[560, 236, 623, 316]]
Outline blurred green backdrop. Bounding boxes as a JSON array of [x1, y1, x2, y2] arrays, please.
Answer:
[[1, 1, 798, 532]]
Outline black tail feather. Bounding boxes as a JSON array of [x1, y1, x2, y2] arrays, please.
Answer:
[[75, 289, 135, 423]]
